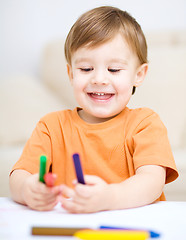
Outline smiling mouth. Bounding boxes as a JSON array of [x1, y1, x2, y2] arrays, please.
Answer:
[[87, 92, 114, 100]]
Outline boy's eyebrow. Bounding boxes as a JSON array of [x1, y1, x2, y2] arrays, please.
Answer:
[[109, 58, 129, 65], [74, 58, 91, 64], [74, 58, 129, 65]]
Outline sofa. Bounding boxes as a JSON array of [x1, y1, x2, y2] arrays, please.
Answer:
[[0, 31, 186, 200]]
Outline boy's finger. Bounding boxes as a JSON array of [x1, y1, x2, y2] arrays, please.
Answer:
[[50, 185, 63, 194], [34, 198, 58, 211], [72, 179, 78, 185], [84, 175, 104, 185], [61, 185, 75, 199], [61, 197, 83, 213], [33, 183, 51, 194], [35, 192, 59, 203], [75, 184, 92, 198]]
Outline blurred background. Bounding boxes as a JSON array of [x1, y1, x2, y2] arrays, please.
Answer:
[[0, 0, 186, 199]]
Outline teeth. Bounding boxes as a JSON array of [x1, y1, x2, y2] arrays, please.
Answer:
[[93, 93, 105, 96]]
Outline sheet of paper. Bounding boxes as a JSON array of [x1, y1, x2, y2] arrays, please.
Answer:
[[1, 198, 186, 239]]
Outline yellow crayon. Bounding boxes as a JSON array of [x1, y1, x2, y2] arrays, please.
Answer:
[[74, 229, 149, 240]]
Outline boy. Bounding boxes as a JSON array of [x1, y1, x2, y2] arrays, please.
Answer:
[[9, 6, 178, 213]]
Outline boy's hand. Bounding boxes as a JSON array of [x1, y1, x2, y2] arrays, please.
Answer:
[[22, 173, 63, 211], [60, 175, 111, 213]]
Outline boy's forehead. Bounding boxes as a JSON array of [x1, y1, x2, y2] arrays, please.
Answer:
[[71, 33, 136, 63]]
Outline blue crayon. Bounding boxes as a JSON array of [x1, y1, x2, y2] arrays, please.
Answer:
[[99, 225, 160, 238], [72, 153, 85, 184]]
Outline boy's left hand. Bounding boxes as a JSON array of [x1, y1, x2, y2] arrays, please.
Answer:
[[60, 175, 111, 213]]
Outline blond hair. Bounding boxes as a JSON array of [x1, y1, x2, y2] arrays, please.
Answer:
[[64, 6, 148, 66]]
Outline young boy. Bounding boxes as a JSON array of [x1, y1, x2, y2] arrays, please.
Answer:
[[9, 6, 178, 213]]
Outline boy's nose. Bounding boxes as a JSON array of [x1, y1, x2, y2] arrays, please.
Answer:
[[91, 70, 109, 85]]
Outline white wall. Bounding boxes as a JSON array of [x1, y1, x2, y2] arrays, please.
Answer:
[[1, 0, 186, 78]]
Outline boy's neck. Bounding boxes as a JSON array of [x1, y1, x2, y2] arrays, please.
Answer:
[[77, 109, 120, 124]]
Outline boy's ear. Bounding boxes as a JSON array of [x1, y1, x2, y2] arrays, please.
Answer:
[[67, 64, 73, 83], [134, 63, 148, 87]]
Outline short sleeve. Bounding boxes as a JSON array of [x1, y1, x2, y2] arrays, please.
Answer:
[[10, 119, 52, 175], [132, 111, 178, 184]]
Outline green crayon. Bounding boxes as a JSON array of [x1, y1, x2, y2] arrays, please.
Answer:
[[39, 155, 47, 183]]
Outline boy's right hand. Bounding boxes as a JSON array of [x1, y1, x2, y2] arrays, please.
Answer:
[[22, 173, 63, 211]]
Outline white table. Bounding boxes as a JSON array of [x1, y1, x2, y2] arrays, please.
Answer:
[[0, 198, 186, 239]]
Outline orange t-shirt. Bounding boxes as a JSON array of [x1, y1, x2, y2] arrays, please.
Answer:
[[11, 107, 178, 201]]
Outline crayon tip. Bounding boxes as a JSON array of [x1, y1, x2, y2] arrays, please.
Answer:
[[40, 155, 47, 162], [150, 231, 160, 238]]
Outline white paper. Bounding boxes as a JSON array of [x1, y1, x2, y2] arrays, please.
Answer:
[[1, 198, 186, 240]]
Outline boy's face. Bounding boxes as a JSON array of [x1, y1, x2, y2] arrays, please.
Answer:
[[67, 33, 147, 123]]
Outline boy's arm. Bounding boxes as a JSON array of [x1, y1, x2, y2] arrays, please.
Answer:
[[109, 165, 166, 210], [9, 169, 32, 205], [61, 165, 166, 213]]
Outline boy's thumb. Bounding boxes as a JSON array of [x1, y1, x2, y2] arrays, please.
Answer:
[[84, 175, 104, 185]]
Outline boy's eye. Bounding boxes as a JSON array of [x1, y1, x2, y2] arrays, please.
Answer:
[[108, 69, 120, 73], [80, 68, 93, 72]]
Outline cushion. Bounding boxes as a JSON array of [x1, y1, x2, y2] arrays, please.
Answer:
[[129, 32, 186, 148], [0, 75, 66, 145], [40, 39, 77, 108]]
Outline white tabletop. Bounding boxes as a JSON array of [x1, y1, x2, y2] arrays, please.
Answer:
[[0, 197, 186, 240]]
